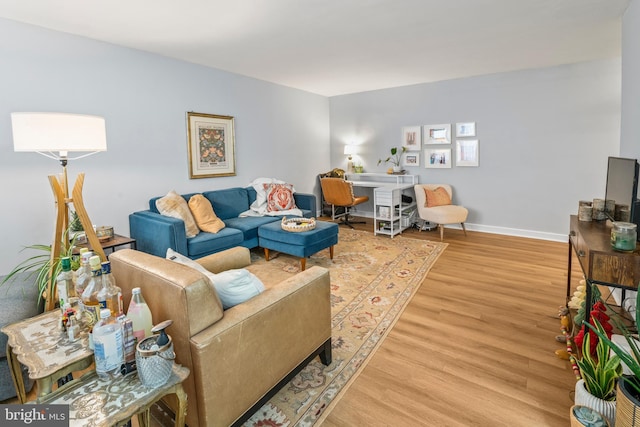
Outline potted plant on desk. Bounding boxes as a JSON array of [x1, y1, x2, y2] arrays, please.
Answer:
[[585, 284, 640, 426], [378, 146, 407, 173]]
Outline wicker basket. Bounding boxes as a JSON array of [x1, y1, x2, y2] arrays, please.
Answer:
[[616, 378, 640, 427], [281, 217, 316, 232]]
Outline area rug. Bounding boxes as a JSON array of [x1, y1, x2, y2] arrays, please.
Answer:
[[243, 228, 447, 426]]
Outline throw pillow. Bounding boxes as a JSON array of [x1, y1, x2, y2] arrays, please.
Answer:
[[188, 194, 226, 234], [156, 191, 200, 238], [166, 249, 265, 309], [425, 187, 452, 207], [264, 183, 297, 212]]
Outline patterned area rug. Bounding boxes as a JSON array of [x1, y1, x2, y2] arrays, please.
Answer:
[[243, 228, 447, 427]]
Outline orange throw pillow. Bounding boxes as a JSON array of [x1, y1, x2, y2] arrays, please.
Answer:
[[425, 187, 451, 207], [188, 194, 226, 233]]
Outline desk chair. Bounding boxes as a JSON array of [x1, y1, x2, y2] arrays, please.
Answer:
[[414, 184, 468, 240], [320, 177, 369, 228]]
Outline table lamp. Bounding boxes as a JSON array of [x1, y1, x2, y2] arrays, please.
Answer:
[[11, 112, 108, 311], [344, 145, 356, 173]]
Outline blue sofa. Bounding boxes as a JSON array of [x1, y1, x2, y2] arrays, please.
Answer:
[[129, 187, 316, 259]]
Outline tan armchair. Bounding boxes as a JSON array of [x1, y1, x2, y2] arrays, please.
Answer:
[[414, 184, 468, 240], [320, 177, 369, 228]]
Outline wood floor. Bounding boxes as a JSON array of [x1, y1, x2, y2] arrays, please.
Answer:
[[321, 219, 581, 427]]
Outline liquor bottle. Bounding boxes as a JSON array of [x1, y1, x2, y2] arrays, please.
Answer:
[[99, 261, 123, 317], [93, 308, 124, 380], [74, 249, 93, 297], [56, 257, 75, 312], [126, 287, 153, 344], [81, 255, 103, 330]]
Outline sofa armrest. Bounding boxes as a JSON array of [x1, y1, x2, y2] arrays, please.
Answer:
[[129, 211, 189, 258], [189, 266, 331, 427], [294, 192, 317, 217], [195, 247, 251, 273]]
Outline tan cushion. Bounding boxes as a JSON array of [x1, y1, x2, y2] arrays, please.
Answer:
[[156, 190, 200, 238], [188, 194, 226, 234], [263, 183, 297, 212], [425, 187, 451, 207]]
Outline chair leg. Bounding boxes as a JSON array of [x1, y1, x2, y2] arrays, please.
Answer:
[[461, 223, 467, 236], [439, 224, 444, 241]]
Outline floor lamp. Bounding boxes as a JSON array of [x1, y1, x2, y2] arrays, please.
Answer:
[[11, 112, 108, 311]]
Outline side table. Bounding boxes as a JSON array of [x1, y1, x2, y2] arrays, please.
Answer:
[[2, 310, 93, 403], [35, 365, 189, 427], [74, 233, 136, 256]]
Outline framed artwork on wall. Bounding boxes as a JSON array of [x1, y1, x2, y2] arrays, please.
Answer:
[[456, 122, 476, 137], [402, 152, 420, 167], [424, 148, 452, 168], [423, 124, 451, 144], [456, 139, 479, 167], [186, 112, 236, 178], [402, 126, 422, 150]]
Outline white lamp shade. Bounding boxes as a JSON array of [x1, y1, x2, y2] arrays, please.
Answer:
[[344, 145, 356, 156], [11, 112, 107, 153]]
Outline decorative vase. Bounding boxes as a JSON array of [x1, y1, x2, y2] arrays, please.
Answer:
[[616, 377, 640, 426], [574, 379, 616, 426]]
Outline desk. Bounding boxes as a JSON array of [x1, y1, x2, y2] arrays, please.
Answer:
[[346, 173, 419, 237], [34, 365, 189, 427], [2, 310, 93, 403]]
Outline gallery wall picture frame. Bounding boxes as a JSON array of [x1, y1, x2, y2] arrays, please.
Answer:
[[402, 152, 420, 167], [186, 112, 236, 178], [401, 126, 422, 150], [423, 123, 451, 144], [456, 139, 479, 167], [456, 122, 476, 137], [424, 148, 452, 169]]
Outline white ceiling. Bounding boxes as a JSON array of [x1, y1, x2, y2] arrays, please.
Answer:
[[0, 0, 630, 96]]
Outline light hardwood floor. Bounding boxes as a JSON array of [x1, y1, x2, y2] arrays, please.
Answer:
[[321, 220, 582, 427]]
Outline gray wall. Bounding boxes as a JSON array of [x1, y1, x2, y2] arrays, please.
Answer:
[[0, 19, 330, 274], [622, 0, 640, 161], [329, 59, 622, 240]]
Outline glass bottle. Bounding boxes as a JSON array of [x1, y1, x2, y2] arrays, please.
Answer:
[[99, 261, 123, 317], [126, 287, 153, 344], [56, 257, 75, 313], [74, 249, 93, 297], [93, 308, 124, 380], [81, 255, 103, 330]]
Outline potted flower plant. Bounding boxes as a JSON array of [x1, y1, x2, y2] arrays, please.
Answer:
[[378, 146, 407, 173], [585, 282, 640, 426], [574, 318, 621, 425]]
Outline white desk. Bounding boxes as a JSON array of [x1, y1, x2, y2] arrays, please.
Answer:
[[346, 173, 418, 237]]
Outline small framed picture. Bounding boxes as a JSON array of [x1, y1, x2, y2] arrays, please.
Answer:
[[456, 122, 476, 137], [402, 126, 422, 150], [424, 148, 452, 168], [456, 139, 479, 167], [402, 152, 420, 167], [423, 124, 451, 144]]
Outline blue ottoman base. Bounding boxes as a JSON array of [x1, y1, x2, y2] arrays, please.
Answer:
[[258, 221, 339, 270]]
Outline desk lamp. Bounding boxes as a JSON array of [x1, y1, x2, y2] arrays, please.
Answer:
[[11, 112, 108, 311], [344, 145, 356, 173]]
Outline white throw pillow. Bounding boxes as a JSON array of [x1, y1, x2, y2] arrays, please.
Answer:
[[166, 248, 264, 309]]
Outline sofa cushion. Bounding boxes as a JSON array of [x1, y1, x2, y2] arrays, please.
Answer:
[[156, 190, 200, 238], [203, 188, 250, 220], [167, 249, 264, 309], [187, 227, 244, 258], [424, 186, 451, 207], [188, 194, 226, 234], [264, 183, 297, 212], [224, 216, 280, 242]]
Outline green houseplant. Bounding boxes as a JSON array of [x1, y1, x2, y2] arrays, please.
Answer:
[[585, 283, 640, 426], [378, 146, 407, 171]]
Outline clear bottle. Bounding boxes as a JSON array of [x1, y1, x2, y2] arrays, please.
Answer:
[[126, 287, 153, 344], [74, 249, 93, 297], [56, 257, 75, 313], [81, 255, 104, 330], [67, 310, 80, 342], [99, 261, 123, 317], [93, 308, 124, 380]]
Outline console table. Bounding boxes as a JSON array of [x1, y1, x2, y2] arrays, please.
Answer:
[[567, 215, 640, 320]]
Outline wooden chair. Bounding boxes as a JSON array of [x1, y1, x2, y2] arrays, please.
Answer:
[[320, 177, 369, 228], [414, 184, 468, 240]]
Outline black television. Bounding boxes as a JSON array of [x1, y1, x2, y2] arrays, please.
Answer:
[[604, 156, 640, 240]]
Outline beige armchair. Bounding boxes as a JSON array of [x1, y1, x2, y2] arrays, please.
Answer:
[[414, 184, 468, 240]]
